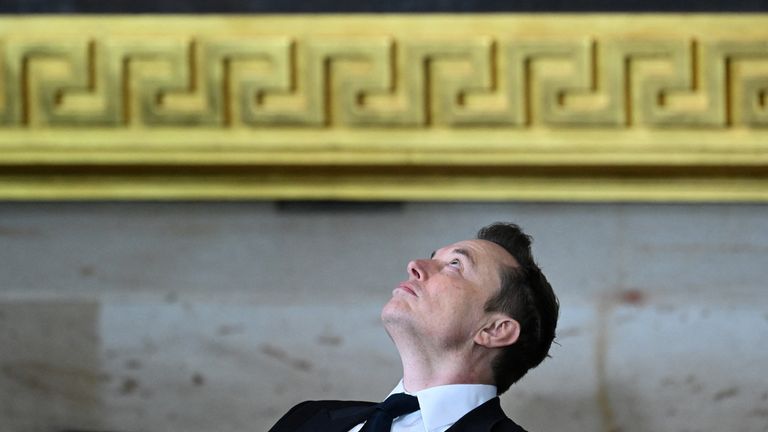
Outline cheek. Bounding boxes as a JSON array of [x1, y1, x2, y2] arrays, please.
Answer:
[[454, 292, 485, 318], [437, 294, 475, 318]]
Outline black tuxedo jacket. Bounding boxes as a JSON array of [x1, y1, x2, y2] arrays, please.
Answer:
[[268, 396, 528, 432]]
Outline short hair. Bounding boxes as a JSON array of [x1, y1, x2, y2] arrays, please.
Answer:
[[477, 222, 559, 394]]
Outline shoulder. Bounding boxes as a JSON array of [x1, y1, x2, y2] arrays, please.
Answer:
[[285, 399, 372, 411], [268, 399, 374, 432], [458, 397, 530, 432], [274, 399, 374, 418], [491, 416, 530, 432], [491, 400, 530, 432]]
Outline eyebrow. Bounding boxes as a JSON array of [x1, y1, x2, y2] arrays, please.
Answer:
[[431, 248, 476, 267]]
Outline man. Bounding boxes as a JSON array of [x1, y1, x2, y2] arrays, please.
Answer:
[[269, 222, 559, 432]]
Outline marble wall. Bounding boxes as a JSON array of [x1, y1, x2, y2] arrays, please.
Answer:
[[1, 202, 766, 432]]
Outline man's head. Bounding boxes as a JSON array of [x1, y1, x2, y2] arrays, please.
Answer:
[[381, 222, 558, 394]]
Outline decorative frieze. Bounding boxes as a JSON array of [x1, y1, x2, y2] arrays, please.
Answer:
[[1, 15, 767, 200]]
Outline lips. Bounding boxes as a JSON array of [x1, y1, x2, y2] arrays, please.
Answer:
[[396, 282, 417, 297]]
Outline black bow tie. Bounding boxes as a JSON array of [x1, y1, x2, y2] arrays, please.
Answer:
[[360, 393, 420, 432]]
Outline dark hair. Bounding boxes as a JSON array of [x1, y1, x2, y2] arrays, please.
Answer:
[[477, 222, 559, 394]]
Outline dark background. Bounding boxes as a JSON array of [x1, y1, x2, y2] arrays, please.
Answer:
[[0, 0, 766, 13]]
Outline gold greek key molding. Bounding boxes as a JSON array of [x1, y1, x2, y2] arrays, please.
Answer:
[[1, 15, 767, 201]]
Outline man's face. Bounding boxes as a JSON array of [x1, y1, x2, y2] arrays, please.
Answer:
[[381, 239, 518, 350]]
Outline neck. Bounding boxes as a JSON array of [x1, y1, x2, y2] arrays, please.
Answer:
[[394, 336, 495, 393]]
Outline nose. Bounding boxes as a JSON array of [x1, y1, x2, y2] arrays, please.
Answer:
[[407, 259, 429, 281]]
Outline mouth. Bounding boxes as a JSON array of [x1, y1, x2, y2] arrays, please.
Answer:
[[395, 282, 417, 297]]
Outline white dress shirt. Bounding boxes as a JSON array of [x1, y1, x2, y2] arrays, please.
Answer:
[[348, 380, 498, 432]]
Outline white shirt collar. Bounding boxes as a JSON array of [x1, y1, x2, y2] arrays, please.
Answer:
[[388, 380, 498, 432]]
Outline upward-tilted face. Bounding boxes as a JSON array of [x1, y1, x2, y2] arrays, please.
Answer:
[[381, 239, 519, 351]]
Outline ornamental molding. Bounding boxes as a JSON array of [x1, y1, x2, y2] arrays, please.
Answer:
[[1, 15, 767, 201]]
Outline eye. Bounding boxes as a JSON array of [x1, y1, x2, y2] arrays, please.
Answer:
[[448, 258, 462, 269]]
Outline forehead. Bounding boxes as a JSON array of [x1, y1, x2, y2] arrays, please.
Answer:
[[434, 239, 518, 269]]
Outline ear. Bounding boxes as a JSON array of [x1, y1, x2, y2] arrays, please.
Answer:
[[473, 314, 520, 349]]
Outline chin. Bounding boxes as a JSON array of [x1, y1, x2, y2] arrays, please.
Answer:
[[381, 299, 410, 325]]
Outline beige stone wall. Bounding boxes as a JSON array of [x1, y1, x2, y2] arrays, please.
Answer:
[[1, 202, 767, 432]]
